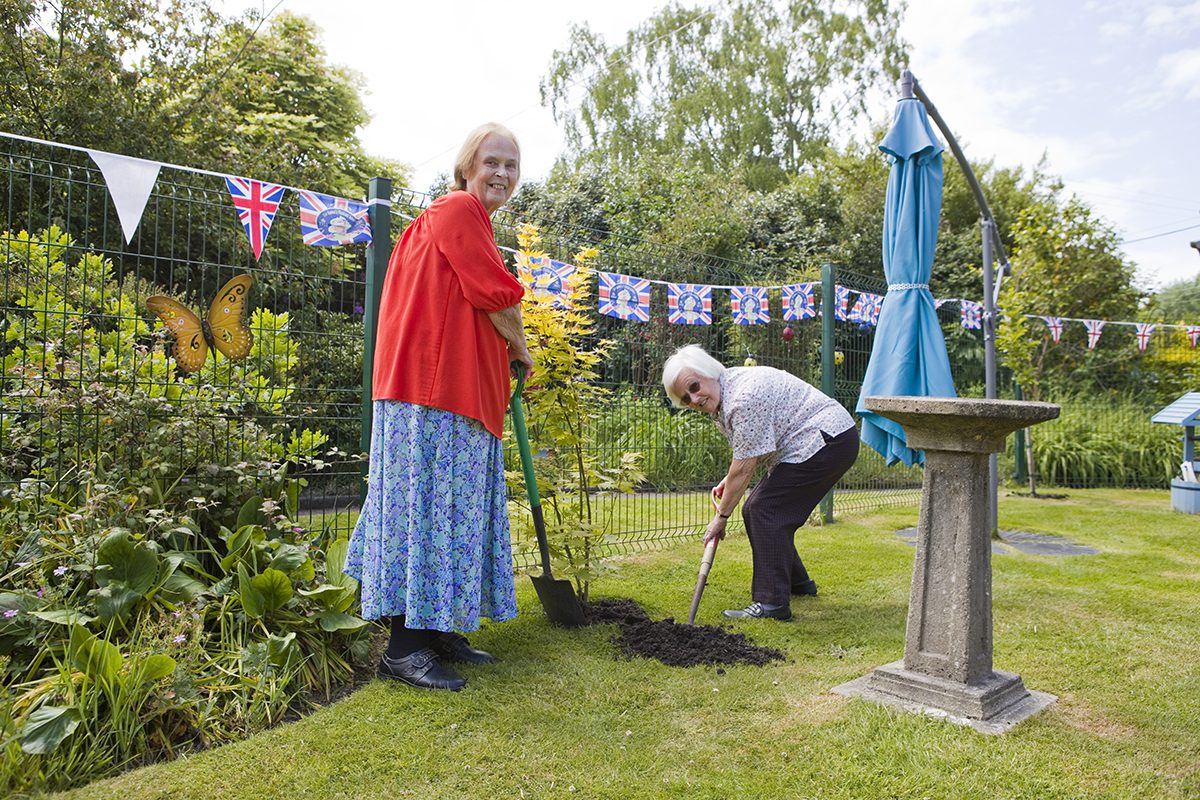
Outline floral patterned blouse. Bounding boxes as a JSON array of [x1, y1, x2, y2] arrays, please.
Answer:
[[713, 366, 855, 468]]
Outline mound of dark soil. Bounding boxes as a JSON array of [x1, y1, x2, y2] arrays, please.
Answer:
[[584, 598, 784, 669]]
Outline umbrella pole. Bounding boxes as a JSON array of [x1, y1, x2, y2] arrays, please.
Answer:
[[983, 218, 999, 536], [907, 69, 1005, 535]]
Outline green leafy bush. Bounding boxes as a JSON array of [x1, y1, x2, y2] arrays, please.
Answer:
[[0, 228, 369, 795], [510, 226, 644, 602], [591, 390, 728, 490]]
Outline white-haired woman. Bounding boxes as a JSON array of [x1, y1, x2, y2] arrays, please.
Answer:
[[345, 123, 532, 690], [662, 344, 859, 620]]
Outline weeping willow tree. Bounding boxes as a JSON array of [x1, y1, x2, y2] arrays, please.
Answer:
[[541, 0, 907, 190]]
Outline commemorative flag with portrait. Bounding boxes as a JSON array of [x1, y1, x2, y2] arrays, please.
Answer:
[[667, 283, 713, 325], [831, 285, 850, 320], [298, 191, 372, 246], [861, 292, 884, 326], [597, 271, 651, 321], [782, 283, 817, 321], [849, 291, 883, 326], [519, 255, 575, 308], [225, 177, 286, 261], [960, 299, 983, 330], [730, 286, 769, 325]]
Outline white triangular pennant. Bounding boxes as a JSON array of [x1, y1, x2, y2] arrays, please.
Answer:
[[88, 150, 161, 243]]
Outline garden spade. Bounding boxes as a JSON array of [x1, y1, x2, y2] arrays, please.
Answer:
[[686, 486, 723, 625], [686, 539, 719, 625], [509, 365, 587, 627]]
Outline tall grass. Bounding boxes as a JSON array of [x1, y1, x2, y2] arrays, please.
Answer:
[[1033, 394, 1179, 488]]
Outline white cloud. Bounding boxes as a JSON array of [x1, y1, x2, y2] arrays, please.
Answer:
[[1144, 1, 1200, 35], [1098, 20, 1134, 39], [1160, 48, 1200, 98]]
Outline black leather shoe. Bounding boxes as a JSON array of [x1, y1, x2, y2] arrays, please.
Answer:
[[722, 602, 792, 621], [791, 579, 818, 597], [378, 648, 465, 690], [431, 632, 497, 665]]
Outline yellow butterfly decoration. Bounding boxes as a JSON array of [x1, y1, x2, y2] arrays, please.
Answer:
[[146, 275, 254, 373]]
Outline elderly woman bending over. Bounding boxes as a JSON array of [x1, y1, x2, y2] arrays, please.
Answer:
[[662, 345, 859, 621]]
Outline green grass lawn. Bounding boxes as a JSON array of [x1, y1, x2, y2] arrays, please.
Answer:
[[54, 489, 1199, 799]]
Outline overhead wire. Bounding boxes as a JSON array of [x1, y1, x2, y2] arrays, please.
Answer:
[[1120, 222, 1200, 245]]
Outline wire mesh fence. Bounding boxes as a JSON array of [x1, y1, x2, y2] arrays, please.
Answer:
[[1, 138, 366, 551], [4, 140, 1197, 574]]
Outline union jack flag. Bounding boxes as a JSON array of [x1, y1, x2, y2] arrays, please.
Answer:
[[1134, 322, 1156, 352], [1188, 326, 1200, 348], [862, 292, 884, 325], [824, 285, 850, 320], [849, 292, 883, 326], [730, 286, 769, 325], [667, 283, 712, 325], [1039, 316, 1063, 343], [960, 300, 983, 330], [597, 271, 650, 321], [1083, 319, 1105, 350], [519, 255, 575, 308], [298, 191, 372, 246], [225, 177, 286, 261], [782, 283, 816, 321]]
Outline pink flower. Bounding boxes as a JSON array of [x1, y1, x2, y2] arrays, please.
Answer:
[[3, 609, 18, 618], [173, 634, 186, 644], [53, 566, 69, 576]]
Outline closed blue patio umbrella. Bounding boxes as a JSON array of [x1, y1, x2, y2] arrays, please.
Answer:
[[855, 92, 956, 466]]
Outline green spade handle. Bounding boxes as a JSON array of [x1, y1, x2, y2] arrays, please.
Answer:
[[509, 363, 552, 574]]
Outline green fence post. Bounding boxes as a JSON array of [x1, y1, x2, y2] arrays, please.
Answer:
[[1013, 381, 1028, 483], [820, 262, 836, 523], [360, 176, 393, 503]]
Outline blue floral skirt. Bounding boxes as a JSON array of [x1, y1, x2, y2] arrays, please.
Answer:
[[344, 400, 517, 631]]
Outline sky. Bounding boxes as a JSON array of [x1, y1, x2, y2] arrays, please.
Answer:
[[227, 0, 1200, 290]]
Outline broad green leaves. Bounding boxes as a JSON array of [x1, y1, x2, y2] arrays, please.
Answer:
[[68, 626, 122, 685], [19, 706, 82, 755], [238, 565, 293, 619]]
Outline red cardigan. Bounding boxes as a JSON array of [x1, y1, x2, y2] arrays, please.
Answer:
[[372, 191, 525, 439]]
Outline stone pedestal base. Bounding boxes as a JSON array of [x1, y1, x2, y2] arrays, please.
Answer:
[[833, 661, 1056, 734]]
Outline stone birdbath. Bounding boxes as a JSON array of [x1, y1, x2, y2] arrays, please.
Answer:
[[833, 396, 1060, 734]]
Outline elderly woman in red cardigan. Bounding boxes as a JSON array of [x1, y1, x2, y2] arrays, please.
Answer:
[[345, 123, 531, 691]]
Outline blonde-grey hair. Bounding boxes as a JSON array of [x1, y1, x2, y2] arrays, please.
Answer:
[[662, 344, 727, 409], [453, 122, 521, 191]]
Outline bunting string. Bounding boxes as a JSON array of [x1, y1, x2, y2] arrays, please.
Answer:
[[7, 130, 1197, 353], [1, 130, 373, 258], [498, 243, 1200, 352]]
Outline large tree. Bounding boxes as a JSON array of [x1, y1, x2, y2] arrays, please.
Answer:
[[996, 195, 1144, 400], [0, 2, 404, 192], [541, 0, 907, 190], [1147, 276, 1200, 324]]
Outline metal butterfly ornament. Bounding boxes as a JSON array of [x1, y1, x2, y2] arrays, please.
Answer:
[[146, 275, 254, 373]]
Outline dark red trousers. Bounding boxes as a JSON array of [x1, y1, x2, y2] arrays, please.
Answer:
[[742, 427, 860, 605]]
